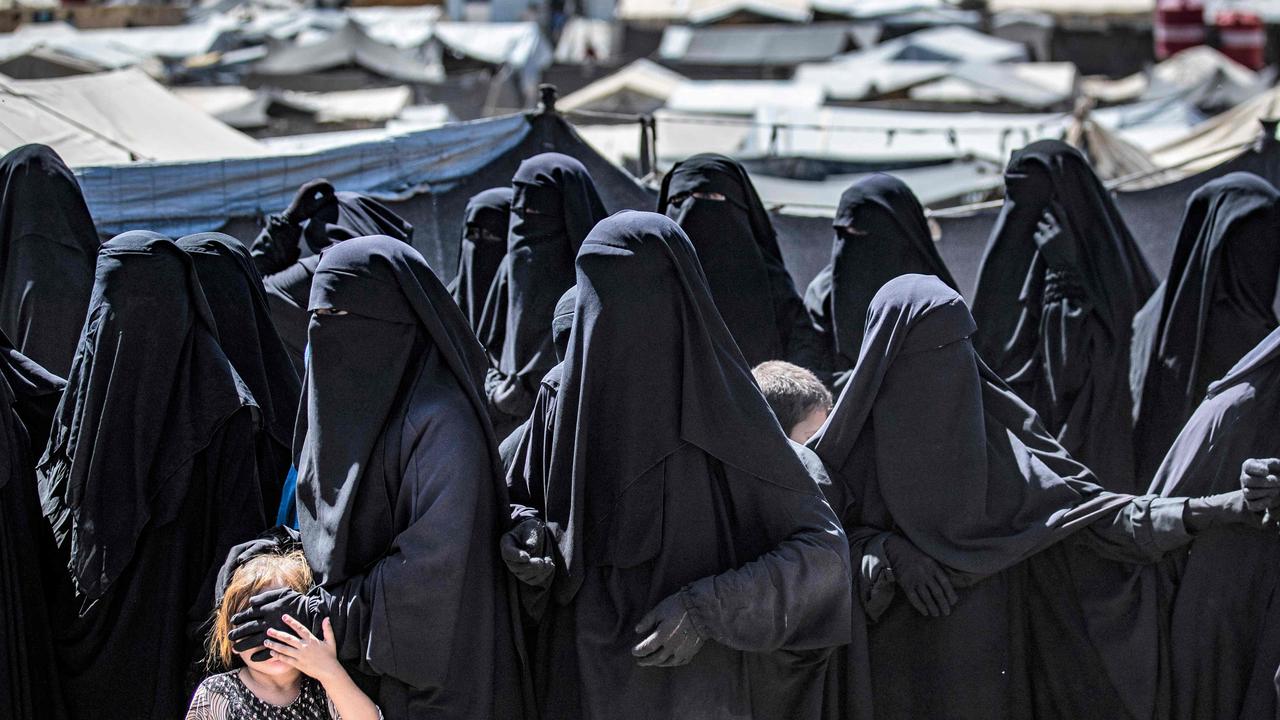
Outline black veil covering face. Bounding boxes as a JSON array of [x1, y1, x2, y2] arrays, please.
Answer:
[[659, 153, 820, 369], [972, 140, 1156, 493], [293, 236, 526, 719], [252, 187, 414, 372], [37, 231, 266, 720], [0, 144, 100, 378], [451, 187, 514, 346], [1147, 327, 1280, 720], [479, 153, 606, 428], [0, 330, 67, 720], [1131, 172, 1280, 483], [805, 174, 957, 387], [526, 211, 850, 720], [809, 274, 1195, 720], [177, 232, 302, 516]]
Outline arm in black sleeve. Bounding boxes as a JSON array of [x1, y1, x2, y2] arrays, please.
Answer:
[[250, 215, 304, 277]]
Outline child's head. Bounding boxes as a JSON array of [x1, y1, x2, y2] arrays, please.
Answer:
[[752, 361, 833, 443], [208, 550, 312, 675]]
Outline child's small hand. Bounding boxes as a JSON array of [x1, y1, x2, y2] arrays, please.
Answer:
[[263, 615, 343, 684]]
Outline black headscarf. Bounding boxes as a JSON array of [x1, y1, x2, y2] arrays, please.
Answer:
[[301, 191, 413, 255], [972, 140, 1156, 493], [543, 210, 821, 601], [1131, 172, 1280, 483], [810, 273, 1129, 577], [37, 231, 256, 601], [295, 236, 524, 718], [659, 153, 813, 367], [805, 174, 958, 380], [480, 153, 605, 389], [177, 233, 301, 511], [451, 187, 513, 340], [0, 144, 100, 378]]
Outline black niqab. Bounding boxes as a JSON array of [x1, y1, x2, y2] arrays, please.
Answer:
[[178, 232, 302, 513], [451, 187, 513, 341], [659, 153, 816, 368], [972, 140, 1156, 492], [0, 144, 100, 378], [1131, 172, 1280, 483], [296, 235, 525, 719], [805, 174, 957, 383]]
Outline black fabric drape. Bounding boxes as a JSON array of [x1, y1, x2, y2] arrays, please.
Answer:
[[804, 174, 957, 387], [0, 330, 67, 720], [451, 187, 513, 349], [1147, 326, 1280, 720], [659, 153, 821, 369], [527, 211, 850, 719], [178, 232, 302, 516], [479, 153, 606, 432], [972, 140, 1156, 493], [295, 236, 526, 720], [1131, 172, 1280, 484], [251, 190, 413, 372], [809, 274, 1191, 720], [37, 231, 266, 720], [0, 144, 100, 378]]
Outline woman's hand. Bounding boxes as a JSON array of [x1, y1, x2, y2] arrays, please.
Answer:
[[884, 534, 958, 618], [264, 615, 343, 685]]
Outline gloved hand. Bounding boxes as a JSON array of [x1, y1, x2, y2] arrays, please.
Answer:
[[501, 518, 554, 587], [1033, 208, 1061, 247], [632, 591, 705, 667], [884, 533, 958, 618], [229, 588, 327, 661], [283, 179, 335, 225], [1242, 458, 1280, 527], [1185, 491, 1265, 532]]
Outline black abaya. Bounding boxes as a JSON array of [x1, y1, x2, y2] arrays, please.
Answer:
[[0, 144, 100, 378], [0, 331, 67, 720], [1147, 326, 1280, 720], [526, 211, 851, 720], [289, 236, 526, 720], [804, 174, 957, 387], [178, 232, 302, 516], [1131, 172, 1280, 483], [809, 274, 1198, 720], [37, 232, 266, 720], [660, 154, 822, 369], [479, 153, 606, 434], [250, 189, 413, 372], [451, 187, 513, 351], [972, 140, 1156, 493]]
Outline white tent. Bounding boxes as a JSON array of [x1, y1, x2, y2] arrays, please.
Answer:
[[559, 59, 687, 113], [664, 80, 825, 115]]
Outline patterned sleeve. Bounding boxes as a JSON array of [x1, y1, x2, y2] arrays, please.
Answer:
[[185, 679, 231, 720], [328, 696, 384, 720]]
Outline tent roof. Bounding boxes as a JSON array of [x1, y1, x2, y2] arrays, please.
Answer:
[[0, 68, 265, 165], [1150, 86, 1280, 172], [254, 20, 441, 83], [658, 23, 853, 66], [907, 62, 1076, 108], [559, 59, 687, 113], [664, 79, 825, 114]]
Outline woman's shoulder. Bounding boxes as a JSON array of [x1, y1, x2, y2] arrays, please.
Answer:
[[185, 672, 242, 720]]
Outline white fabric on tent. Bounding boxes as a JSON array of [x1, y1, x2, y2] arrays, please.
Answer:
[[559, 59, 687, 112], [665, 80, 825, 115]]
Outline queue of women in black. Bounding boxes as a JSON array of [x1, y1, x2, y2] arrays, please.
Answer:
[[1, 137, 1278, 720]]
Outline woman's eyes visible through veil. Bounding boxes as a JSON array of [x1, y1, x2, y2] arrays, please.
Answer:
[[314, 308, 349, 316]]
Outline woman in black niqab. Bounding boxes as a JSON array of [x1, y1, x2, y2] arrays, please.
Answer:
[[523, 211, 851, 720], [250, 181, 414, 372], [660, 153, 821, 369], [0, 144, 100, 378], [972, 140, 1156, 493], [808, 273, 1266, 720], [0, 330, 67, 720], [177, 232, 302, 517], [451, 187, 513, 347], [228, 236, 527, 720], [805, 174, 957, 388], [1145, 326, 1280, 720], [36, 231, 267, 720], [478, 153, 606, 434], [1131, 172, 1280, 483]]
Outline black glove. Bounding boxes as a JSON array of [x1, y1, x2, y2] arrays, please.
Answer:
[[501, 518, 555, 588], [283, 179, 335, 225], [1034, 208, 1061, 247], [1242, 458, 1280, 509], [229, 588, 327, 661], [1185, 491, 1265, 533], [884, 533, 958, 618], [632, 591, 705, 667]]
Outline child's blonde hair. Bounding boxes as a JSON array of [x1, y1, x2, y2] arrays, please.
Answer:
[[206, 550, 312, 670]]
